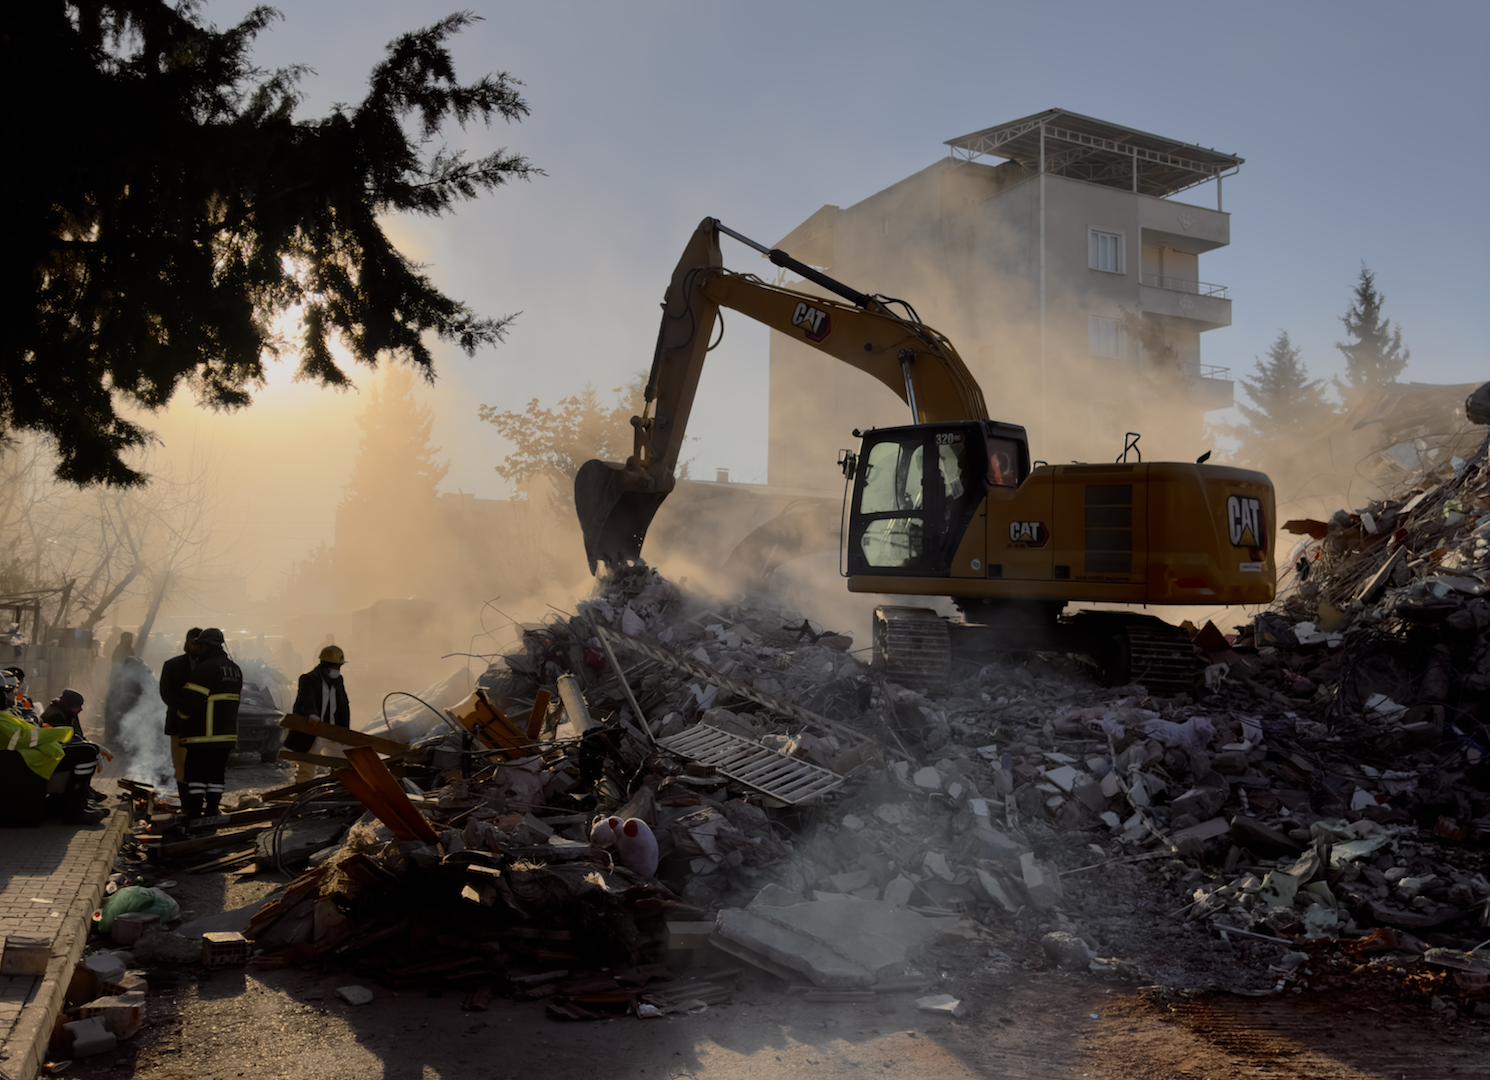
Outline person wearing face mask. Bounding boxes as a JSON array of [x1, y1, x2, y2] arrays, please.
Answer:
[[286, 645, 350, 783]]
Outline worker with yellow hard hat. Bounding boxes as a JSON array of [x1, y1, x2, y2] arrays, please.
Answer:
[[286, 642, 350, 783]]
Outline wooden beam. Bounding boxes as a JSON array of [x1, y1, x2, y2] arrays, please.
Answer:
[[278, 713, 410, 756]]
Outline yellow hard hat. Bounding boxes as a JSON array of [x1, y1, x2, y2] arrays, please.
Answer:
[[319, 645, 346, 665]]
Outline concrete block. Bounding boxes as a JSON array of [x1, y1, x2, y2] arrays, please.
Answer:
[[64, 1016, 116, 1058], [912, 767, 943, 790], [882, 876, 916, 908], [1020, 852, 1063, 910], [975, 868, 1020, 913], [922, 852, 956, 882], [1171, 771, 1228, 821], [79, 991, 146, 1038]]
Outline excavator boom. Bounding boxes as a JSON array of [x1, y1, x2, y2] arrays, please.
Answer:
[[574, 215, 1276, 692], [575, 217, 987, 571]]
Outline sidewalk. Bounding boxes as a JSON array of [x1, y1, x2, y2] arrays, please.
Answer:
[[0, 790, 129, 1080]]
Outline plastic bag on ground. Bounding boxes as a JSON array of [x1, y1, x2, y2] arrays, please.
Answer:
[[97, 886, 179, 933]]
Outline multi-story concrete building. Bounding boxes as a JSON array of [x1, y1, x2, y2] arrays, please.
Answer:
[[766, 109, 1241, 489]]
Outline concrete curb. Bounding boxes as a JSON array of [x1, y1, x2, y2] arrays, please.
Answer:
[[0, 811, 129, 1080]]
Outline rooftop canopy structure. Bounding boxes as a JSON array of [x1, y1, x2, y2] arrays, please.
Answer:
[[946, 109, 1242, 202]]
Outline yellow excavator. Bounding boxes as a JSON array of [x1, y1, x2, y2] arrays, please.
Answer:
[[575, 218, 1275, 692]]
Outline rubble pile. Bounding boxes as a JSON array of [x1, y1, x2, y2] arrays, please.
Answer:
[[102, 429, 1490, 1019]]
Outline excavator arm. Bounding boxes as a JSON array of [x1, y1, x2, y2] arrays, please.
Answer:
[[575, 216, 989, 572]]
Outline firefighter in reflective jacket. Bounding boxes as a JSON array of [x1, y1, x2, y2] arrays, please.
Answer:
[[167, 627, 242, 818]]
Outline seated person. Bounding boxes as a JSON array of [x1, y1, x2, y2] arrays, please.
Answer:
[[35, 687, 108, 823]]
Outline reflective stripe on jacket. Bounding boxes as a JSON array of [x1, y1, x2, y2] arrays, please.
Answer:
[[0, 708, 73, 779], [177, 651, 243, 745]]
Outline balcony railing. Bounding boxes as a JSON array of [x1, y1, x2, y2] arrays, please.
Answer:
[[1140, 273, 1229, 300]]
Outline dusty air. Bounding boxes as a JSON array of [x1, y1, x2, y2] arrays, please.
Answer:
[[2, 4, 1488, 1078]]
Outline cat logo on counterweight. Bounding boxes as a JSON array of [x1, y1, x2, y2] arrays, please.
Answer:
[[1227, 495, 1264, 548]]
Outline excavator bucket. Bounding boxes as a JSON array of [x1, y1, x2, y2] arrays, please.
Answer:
[[574, 459, 669, 574]]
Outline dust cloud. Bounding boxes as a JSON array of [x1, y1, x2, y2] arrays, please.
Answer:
[[108, 662, 174, 789]]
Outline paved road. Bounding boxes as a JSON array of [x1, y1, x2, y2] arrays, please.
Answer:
[[0, 789, 128, 1080]]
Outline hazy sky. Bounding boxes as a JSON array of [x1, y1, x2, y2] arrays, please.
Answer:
[[149, 0, 1489, 601]]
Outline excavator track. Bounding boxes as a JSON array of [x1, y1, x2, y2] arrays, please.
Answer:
[[1065, 611, 1201, 694], [873, 606, 951, 690]]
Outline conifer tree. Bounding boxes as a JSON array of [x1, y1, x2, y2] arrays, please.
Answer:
[[1235, 330, 1331, 466], [1334, 264, 1409, 401], [343, 367, 450, 514], [3, 3, 537, 487], [335, 367, 449, 605]]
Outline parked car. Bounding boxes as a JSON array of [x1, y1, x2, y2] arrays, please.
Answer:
[[235, 681, 285, 763]]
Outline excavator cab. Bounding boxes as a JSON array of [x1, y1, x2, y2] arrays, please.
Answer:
[[846, 421, 1029, 578]]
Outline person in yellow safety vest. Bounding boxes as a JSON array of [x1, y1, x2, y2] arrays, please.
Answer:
[[165, 627, 242, 819], [0, 671, 106, 824]]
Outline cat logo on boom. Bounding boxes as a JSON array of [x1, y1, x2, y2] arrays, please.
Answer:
[[1227, 495, 1264, 547], [791, 302, 831, 343]]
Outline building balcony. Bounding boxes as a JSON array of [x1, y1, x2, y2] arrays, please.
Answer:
[[1138, 194, 1229, 253], [1139, 276, 1231, 329], [1139, 273, 1228, 300], [1181, 363, 1233, 411]]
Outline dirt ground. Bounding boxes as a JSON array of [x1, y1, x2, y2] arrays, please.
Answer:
[[60, 960, 1488, 1080]]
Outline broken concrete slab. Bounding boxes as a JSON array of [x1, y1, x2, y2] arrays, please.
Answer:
[[715, 908, 875, 986], [1170, 817, 1230, 845], [1019, 852, 1062, 910], [747, 883, 804, 909], [716, 895, 940, 987], [915, 994, 966, 1017]]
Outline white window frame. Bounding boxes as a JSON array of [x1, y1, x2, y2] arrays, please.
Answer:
[[1088, 227, 1126, 274], [1088, 314, 1128, 359]]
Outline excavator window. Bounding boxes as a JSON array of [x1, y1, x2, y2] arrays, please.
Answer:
[[857, 438, 925, 568], [985, 436, 1021, 488], [850, 425, 986, 575]]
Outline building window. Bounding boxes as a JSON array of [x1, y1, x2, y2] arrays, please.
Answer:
[[881, 216, 890, 236], [1089, 228, 1125, 274], [1089, 315, 1128, 359]]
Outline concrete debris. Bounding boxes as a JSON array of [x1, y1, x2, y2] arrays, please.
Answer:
[[914, 993, 966, 1017], [714, 893, 940, 987], [335, 985, 375, 1005], [94, 440, 1490, 1017]]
